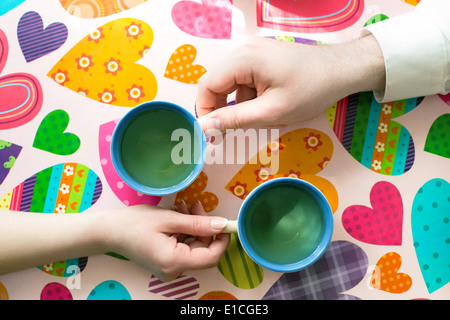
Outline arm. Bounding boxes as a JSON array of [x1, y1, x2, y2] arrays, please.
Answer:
[[0, 202, 229, 282]]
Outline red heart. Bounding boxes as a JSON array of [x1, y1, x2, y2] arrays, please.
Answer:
[[342, 181, 403, 245], [0, 29, 43, 129]]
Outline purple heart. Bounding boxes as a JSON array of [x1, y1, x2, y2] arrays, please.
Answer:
[[17, 11, 68, 62]]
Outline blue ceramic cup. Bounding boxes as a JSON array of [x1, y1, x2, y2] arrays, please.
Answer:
[[111, 101, 206, 196], [224, 178, 333, 272]]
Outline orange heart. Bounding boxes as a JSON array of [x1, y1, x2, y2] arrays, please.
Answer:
[[370, 252, 412, 293], [174, 171, 218, 212], [73, 184, 81, 193], [164, 44, 206, 84]]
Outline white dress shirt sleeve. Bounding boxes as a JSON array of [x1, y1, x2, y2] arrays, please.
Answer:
[[362, 0, 450, 102]]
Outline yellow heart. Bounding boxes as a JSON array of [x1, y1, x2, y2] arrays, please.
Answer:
[[226, 128, 339, 213], [164, 44, 206, 84], [48, 18, 157, 107]]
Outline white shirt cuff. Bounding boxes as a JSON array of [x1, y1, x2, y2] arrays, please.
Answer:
[[362, 11, 447, 102]]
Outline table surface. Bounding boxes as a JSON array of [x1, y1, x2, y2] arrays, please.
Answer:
[[0, 0, 448, 300]]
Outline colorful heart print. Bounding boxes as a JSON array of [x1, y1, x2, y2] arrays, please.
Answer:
[[327, 92, 423, 176], [0, 29, 43, 129], [165, 44, 206, 84], [369, 252, 412, 294], [225, 128, 338, 213], [38, 257, 88, 277], [171, 0, 232, 39], [0, 0, 26, 16], [342, 181, 403, 246], [198, 291, 237, 300], [17, 11, 68, 63], [33, 109, 81, 156], [424, 114, 450, 159], [99, 119, 161, 206], [40, 282, 73, 300], [48, 18, 157, 107], [218, 233, 263, 289], [0, 162, 102, 213], [263, 241, 368, 300], [412, 178, 450, 294], [148, 274, 199, 300], [174, 171, 218, 212], [257, 0, 364, 33], [87, 280, 131, 300], [59, 0, 148, 18], [0, 140, 22, 185]]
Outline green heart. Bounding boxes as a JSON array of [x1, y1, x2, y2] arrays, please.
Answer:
[[424, 113, 450, 159], [33, 109, 81, 155]]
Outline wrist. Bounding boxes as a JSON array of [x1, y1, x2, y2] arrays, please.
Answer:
[[331, 34, 386, 96]]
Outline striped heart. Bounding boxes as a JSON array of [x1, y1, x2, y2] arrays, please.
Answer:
[[17, 11, 68, 62], [148, 274, 199, 300]]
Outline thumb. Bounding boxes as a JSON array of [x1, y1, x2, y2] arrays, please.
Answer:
[[166, 213, 228, 237], [198, 97, 272, 136]]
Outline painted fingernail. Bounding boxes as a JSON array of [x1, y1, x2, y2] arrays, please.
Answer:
[[210, 217, 228, 230]]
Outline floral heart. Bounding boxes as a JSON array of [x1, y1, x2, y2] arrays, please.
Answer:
[[59, 0, 148, 18], [174, 171, 218, 212], [18, 11, 68, 62], [424, 113, 450, 158], [48, 18, 157, 107], [342, 181, 403, 246], [165, 44, 206, 84], [0, 0, 26, 16], [0, 29, 43, 129], [327, 92, 423, 176], [369, 252, 412, 294], [263, 241, 368, 300], [98, 119, 161, 206], [326, 15, 424, 176], [0, 162, 102, 276], [257, 0, 364, 33], [33, 109, 81, 156], [226, 127, 338, 213], [412, 178, 450, 294], [171, 0, 232, 39]]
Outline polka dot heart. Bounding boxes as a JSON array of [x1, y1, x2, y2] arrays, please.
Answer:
[[369, 252, 412, 294], [33, 109, 80, 156], [342, 181, 403, 245], [174, 171, 218, 212], [164, 44, 206, 84], [171, 0, 232, 39], [424, 113, 450, 159], [412, 178, 450, 293]]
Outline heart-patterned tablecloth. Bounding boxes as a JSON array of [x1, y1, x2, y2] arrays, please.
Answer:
[[0, 0, 448, 301]]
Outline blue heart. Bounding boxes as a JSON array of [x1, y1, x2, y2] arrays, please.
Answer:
[[17, 11, 68, 62], [0, 0, 26, 16]]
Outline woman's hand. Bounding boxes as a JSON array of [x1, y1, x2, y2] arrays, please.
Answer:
[[103, 202, 230, 282]]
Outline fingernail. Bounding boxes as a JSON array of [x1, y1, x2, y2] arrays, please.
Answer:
[[205, 118, 223, 137], [210, 217, 228, 230]]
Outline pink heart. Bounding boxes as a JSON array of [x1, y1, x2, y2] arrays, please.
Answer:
[[98, 119, 161, 206], [342, 181, 403, 245], [0, 29, 43, 129], [171, 0, 232, 39]]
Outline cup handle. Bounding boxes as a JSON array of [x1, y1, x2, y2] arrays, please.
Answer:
[[223, 220, 238, 233]]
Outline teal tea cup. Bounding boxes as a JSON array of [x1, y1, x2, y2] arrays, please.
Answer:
[[111, 101, 206, 196], [224, 177, 333, 272]]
